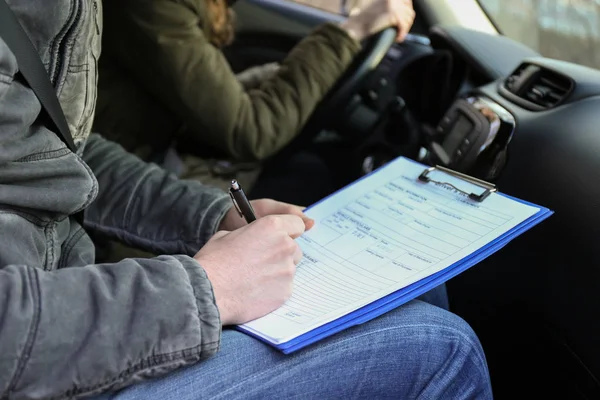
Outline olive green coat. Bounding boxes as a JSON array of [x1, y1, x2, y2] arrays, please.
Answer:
[[93, 0, 361, 163]]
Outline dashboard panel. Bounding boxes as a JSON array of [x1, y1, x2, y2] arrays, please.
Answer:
[[420, 25, 600, 399]]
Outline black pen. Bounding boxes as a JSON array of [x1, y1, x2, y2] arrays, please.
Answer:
[[229, 180, 257, 224]]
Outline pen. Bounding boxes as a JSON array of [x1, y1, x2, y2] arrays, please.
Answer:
[[229, 180, 257, 224]]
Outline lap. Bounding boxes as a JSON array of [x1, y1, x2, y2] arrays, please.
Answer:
[[101, 300, 491, 400]]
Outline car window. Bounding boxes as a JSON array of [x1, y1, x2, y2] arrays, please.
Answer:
[[289, 0, 341, 13], [479, 0, 600, 69], [287, 0, 371, 15]]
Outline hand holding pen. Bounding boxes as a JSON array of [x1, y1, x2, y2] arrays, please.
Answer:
[[195, 181, 314, 325], [229, 180, 257, 224]]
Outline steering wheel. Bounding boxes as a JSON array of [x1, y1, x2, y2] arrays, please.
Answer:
[[275, 27, 398, 155], [314, 27, 398, 118]]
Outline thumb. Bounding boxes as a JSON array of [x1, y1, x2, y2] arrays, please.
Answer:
[[274, 214, 307, 240], [302, 215, 315, 231]]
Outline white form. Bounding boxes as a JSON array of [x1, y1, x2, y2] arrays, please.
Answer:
[[240, 157, 540, 344]]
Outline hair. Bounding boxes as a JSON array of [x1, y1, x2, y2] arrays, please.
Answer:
[[204, 0, 236, 48]]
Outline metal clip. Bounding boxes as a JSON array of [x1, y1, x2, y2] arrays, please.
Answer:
[[418, 165, 497, 202], [228, 190, 244, 218]]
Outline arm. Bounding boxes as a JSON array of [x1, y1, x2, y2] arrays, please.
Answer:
[[0, 38, 220, 399], [0, 255, 220, 399], [82, 133, 232, 256], [236, 62, 280, 91], [101, 0, 361, 161]]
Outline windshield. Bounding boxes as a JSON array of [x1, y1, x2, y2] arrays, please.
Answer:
[[478, 0, 600, 69]]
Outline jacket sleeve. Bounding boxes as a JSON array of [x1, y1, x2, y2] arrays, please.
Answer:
[[82, 133, 232, 256], [0, 255, 221, 400], [236, 62, 280, 91], [102, 0, 361, 161]]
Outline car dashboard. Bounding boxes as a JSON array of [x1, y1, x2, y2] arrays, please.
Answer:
[[377, 25, 600, 399]]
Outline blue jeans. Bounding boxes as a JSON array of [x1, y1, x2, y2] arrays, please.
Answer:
[[98, 299, 492, 399], [418, 282, 450, 311]]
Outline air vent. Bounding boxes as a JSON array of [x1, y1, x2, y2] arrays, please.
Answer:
[[503, 64, 573, 110]]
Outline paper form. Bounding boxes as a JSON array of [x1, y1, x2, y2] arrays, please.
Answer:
[[240, 157, 540, 344]]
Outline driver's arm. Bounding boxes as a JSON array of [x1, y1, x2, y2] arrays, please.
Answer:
[[101, 0, 360, 161]]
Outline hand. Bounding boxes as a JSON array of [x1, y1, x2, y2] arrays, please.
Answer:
[[195, 215, 306, 325], [340, 0, 415, 43], [219, 198, 315, 232], [236, 62, 280, 90]]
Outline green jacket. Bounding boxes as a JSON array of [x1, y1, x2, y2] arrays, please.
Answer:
[[93, 0, 361, 162]]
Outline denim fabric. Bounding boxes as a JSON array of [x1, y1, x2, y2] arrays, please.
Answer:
[[97, 300, 493, 400]]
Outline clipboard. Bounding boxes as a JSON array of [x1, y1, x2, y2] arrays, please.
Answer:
[[235, 156, 552, 354]]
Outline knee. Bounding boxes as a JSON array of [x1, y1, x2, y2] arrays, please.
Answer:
[[397, 301, 493, 398], [403, 300, 481, 341]]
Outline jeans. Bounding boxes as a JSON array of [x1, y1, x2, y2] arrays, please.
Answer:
[[418, 282, 450, 311], [96, 300, 492, 399]]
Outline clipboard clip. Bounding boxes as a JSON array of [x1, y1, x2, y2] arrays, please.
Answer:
[[418, 165, 497, 202]]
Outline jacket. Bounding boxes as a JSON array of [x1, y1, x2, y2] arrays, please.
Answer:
[[0, 1, 231, 399], [93, 0, 361, 161]]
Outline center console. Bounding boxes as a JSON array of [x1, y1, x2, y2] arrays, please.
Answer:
[[425, 95, 516, 180]]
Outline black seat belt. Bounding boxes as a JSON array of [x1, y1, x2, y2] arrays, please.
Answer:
[[0, 0, 77, 153], [1, 0, 86, 225]]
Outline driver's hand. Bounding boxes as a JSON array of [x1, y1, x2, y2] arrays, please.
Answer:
[[340, 0, 415, 43]]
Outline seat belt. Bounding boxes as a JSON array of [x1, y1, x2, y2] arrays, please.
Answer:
[[0, 0, 77, 153], [0, 0, 86, 225]]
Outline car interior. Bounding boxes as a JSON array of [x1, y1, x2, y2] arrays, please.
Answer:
[[223, 0, 600, 398]]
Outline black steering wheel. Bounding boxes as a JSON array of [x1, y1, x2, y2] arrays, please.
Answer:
[[277, 27, 399, 155], [257, 27, 405, 202], [312, 27, 399, 119]]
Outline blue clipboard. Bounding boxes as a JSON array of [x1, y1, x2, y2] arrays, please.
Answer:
[[236, 158, 553, 353]]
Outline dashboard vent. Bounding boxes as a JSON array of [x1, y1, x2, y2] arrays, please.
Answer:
[[503, 64, 573, 110]]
